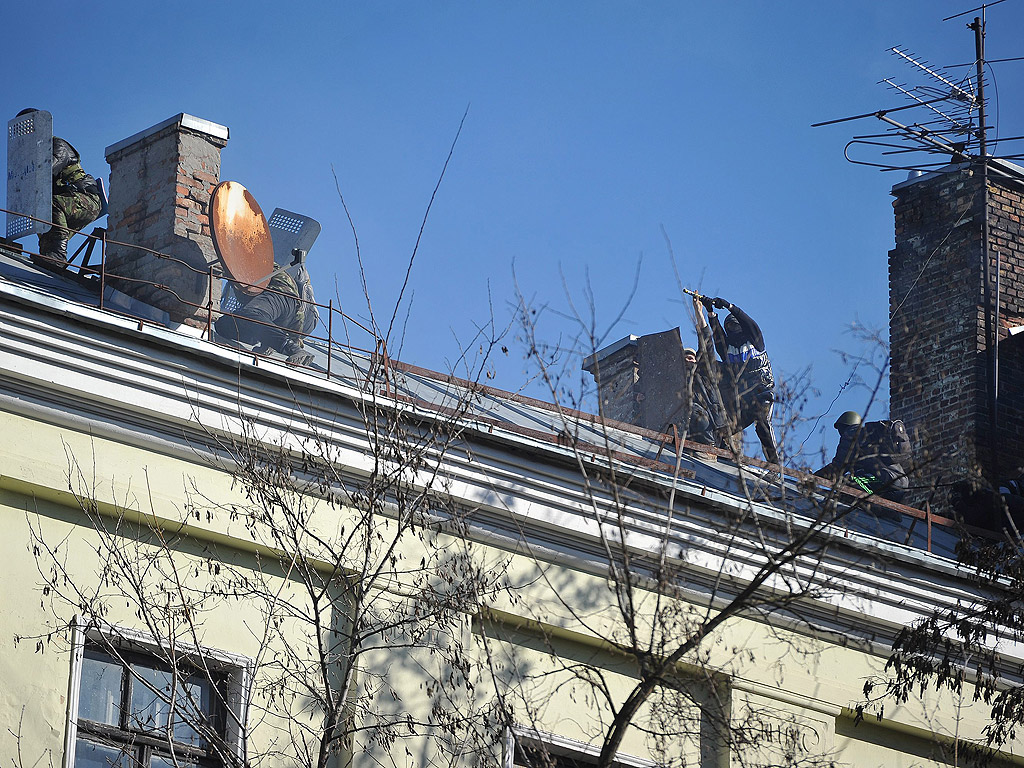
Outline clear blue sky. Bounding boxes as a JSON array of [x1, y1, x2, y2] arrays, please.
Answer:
[[5, 1, 1024, 464]]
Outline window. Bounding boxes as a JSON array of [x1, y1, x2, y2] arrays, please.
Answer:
[[67, 624, 249, 768], [514, 742, 597, 768], [507, 728, 656, 768], [73, 645, 225, 767]]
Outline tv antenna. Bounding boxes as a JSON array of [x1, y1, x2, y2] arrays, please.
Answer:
[[812, 1, 1024, 175]]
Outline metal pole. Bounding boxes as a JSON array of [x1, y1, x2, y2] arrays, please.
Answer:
[[327, 300, 333, 380], [99, 232, 107, 311], [206, 267, 214, 340], [972, 14, 999, 479]]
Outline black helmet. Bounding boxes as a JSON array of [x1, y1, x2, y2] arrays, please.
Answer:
[[51, 137, 80, 179], [834, 411, 862, 429]]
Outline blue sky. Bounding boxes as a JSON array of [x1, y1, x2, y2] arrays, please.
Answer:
[[5, 1, 1024, 464]]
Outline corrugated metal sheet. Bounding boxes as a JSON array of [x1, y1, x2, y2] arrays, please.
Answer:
[[0, 245, 960, 559]]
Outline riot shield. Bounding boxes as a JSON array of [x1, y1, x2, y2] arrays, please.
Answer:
[[6, 109, 52, 240], [267, 208, 321, 265]]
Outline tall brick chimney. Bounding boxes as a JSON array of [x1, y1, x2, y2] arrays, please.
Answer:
[[889, 160, 1024, 507], [104, 114, 229, 325]]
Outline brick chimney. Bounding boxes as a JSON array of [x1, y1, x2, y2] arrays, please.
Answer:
[[889, 160, 1024, 507], [104, 114, 229, 325], [583, 328, 691, 434]]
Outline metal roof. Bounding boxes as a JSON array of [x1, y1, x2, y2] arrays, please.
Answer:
[[0, 244, 961, 560]]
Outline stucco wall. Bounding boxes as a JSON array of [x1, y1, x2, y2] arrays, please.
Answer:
[[0, 405, 1018, 768]]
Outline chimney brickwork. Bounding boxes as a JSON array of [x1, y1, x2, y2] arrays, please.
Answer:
[[990, 177, 1024, 475], [890, 163, 1024, 505], [104, 114, 229, 325], [583, 336, 641, 426], [584, 330, 692, 435]]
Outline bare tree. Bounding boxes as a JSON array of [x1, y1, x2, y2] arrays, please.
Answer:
[[477, 275, 930, 768], [15, 112, 530, 768], [23, 328, 518, 768]]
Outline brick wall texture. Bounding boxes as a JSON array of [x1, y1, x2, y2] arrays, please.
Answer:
[[104, 124, 227, 325], [586, 343, 641, 425], [890, 164, 1024, 507]]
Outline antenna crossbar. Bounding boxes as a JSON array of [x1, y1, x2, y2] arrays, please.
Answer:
[[876, 113, 967, 157], [881, 78, 975, 130], [891, 46, 977, 104]]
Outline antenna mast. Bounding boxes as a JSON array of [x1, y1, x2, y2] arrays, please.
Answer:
[[969, 10, 999, 474]]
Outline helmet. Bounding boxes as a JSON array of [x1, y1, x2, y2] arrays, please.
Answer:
[[683, 347, 698, 361], [51, 137, 80, 179], [834, 411, 862, 429]]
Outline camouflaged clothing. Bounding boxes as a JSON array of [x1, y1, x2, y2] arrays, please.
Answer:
[[267, 268, 305, 334], [215, 267, 306, 353], [50, 162, 101, 238]]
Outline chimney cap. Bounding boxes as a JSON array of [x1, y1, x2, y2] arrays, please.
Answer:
[[105, 113, 229, 158], [582, 334, 639, 374]]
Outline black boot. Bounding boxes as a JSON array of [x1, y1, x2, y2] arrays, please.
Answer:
[[36, 231, 68, 264]]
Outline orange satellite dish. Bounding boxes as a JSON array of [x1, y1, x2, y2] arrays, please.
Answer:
[[210, 180, 274, 296]]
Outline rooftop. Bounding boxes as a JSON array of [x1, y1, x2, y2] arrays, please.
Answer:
[[0, 237, 961, 560]]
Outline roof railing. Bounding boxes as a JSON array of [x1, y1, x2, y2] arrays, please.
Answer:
[[0, 206, 395, 392], [0, 207, 963, 551]]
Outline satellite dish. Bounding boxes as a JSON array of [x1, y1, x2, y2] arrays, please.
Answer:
[[209, 180, 274, 296]]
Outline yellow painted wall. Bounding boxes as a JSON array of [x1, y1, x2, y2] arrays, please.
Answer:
[[1, 405, 1020, 768]]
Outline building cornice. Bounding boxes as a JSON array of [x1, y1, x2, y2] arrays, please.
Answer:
[[0, 271, 1009, 664]]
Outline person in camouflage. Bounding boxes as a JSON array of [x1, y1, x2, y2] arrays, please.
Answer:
[[22, 111, 103, 263], [215, 265, 312, 365], [687, 296, 729, 448]]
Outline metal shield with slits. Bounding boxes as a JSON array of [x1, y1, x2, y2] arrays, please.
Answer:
[[6, 109, 53, 240]]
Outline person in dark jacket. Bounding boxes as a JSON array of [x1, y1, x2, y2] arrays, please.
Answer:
[[18, 110, 103, 264], [950, 470, 1024, 530], [816, 411, 909, 502], [701, 296, 780, 464]]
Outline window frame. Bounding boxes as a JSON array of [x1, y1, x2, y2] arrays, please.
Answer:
[[505, 726, 657, 768], [65, 616, 252, 768]]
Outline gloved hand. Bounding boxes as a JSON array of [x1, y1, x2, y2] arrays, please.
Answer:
[[700, 296, 715, 312], [712, 297, 730, 310]]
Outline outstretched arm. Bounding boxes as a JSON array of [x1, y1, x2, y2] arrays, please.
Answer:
[[692, 296, 714, 353]]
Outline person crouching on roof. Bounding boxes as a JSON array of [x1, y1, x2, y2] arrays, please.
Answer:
[[682, 345, 720, 447], [816, 411, 910, 503], [701, 295, 780, 465], [215, 260, 313, 366]]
